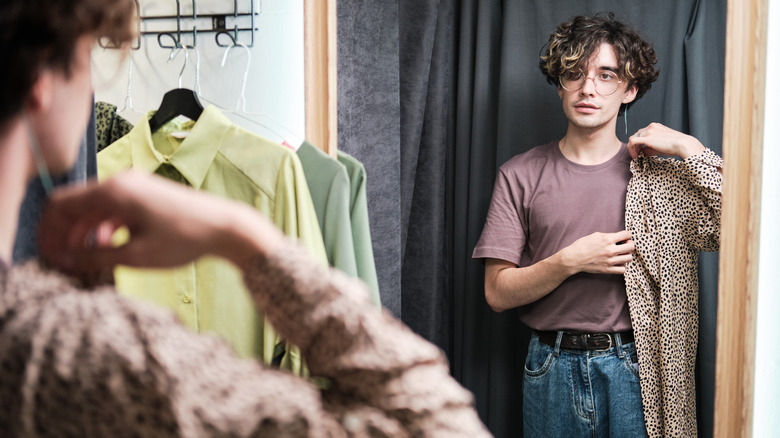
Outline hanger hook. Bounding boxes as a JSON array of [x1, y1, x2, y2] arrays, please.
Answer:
[[190, 43, 202, 96], [168, 43, 190, 89], [158, 32, 180, 51], [220, 41, 251, 112], [215, 30, 237, 48], [118, 53, 134, 112]]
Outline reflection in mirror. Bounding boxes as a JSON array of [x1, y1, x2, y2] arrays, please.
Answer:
[[91, 0, 304, 143]]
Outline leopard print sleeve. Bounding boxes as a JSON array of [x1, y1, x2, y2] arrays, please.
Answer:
[[0, 263, 338, 437], [241, 244, 490, 437], [0, 247, 489, 437], [680, 148, 723, 251]]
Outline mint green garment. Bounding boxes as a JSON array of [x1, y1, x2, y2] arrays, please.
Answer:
[[97, 105, 328, 375], [337, 151, 380, 304], [297, 142, 380, 308]]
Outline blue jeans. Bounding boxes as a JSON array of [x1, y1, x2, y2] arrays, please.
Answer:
[[523, 332, 648, 438]]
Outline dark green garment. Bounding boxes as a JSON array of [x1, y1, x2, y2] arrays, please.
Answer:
[[337, 151, 380, 306], [94, 101, 134, 153]]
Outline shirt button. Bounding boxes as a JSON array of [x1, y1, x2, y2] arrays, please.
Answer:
[[181, 295, 192, 304]]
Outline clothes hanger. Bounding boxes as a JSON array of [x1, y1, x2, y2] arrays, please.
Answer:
[[116, 0, 141, 114], [215, 31, 304, 147], [117, 52, 137, 113], [148, 35, 204, 133]]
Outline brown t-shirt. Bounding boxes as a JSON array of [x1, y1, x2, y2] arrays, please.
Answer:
[[473, 141, 632, 332]]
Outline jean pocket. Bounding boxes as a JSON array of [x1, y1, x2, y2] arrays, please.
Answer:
[[524, 338, 556, 377], [622, 344, 641, 378]]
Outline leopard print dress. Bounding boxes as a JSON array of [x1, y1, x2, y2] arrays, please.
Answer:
[[624, 148, 722, 437]]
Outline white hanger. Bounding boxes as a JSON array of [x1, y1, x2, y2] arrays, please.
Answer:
[[215, 31, 304, 147], [118, 52, 136, 113]]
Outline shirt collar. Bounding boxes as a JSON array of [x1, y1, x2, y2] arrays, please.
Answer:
[[129, 105, 232, 189]]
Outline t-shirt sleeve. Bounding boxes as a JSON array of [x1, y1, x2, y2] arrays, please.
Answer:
[[472, 167, 528, 265]]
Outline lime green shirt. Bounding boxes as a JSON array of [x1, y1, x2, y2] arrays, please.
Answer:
[[98, 105, 327, 373]]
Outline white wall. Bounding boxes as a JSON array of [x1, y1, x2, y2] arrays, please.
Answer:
[[91, 0, 304, 145], [752, 0, 780, 435]]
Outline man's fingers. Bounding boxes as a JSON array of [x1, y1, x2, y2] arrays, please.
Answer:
[[605, 265, 627, 275], [614, 240, 635, 254], [609, 230, 633, 244], [611, 254, 633, 266]]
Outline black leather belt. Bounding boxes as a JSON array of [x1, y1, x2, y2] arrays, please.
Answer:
[[535, 330, 634, 351]]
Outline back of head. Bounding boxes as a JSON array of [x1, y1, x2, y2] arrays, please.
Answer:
[[539, 13, 659, 112], [0, 0, 137, 126]]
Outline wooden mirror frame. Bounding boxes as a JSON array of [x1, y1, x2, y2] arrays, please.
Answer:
[[715, 0, 767, 436], [303, 0, 338, 157]]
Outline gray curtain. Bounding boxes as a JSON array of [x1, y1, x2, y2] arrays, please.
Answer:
[[338, 0, 456, 348], [337, 1, 724, 436], [338, 0, 403, 317]]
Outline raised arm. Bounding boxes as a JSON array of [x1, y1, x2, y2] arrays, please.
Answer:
[[37, 171, 490, 436], [626, 122, 723, 251]]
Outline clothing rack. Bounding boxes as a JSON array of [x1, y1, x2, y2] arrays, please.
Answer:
[[116, 0, 259, 50]]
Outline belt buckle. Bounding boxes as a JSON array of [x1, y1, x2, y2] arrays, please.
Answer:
[[587, 333, 613, 352]]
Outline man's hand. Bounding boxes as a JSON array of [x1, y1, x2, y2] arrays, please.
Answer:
[[38, 171, 285, 276], [558, 230, 635, 276], [484, 230, 634, 312], [627, 122, 706, 160]]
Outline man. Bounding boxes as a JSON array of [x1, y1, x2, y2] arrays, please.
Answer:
[[472, 13, 717, 437], [0, 0, 490, 435]]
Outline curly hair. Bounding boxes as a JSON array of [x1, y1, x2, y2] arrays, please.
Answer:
[[539, 13, 659, 113], [0, 0, 137, 125]]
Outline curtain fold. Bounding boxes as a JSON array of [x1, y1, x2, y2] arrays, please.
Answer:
[[398, 0, 454, 351]]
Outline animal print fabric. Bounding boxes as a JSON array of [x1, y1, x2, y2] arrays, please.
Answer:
[[0, 244, 489, 437], [94, 101, 134, 153], [624, 148, 722, 438]]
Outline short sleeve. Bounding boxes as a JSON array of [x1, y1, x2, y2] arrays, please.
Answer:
[[472, 168, 528, 265]]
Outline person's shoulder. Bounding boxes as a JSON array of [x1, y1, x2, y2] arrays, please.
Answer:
[[499, 141, 557, 174]]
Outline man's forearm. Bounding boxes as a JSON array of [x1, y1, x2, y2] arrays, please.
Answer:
[[485, 253, 574, 312], [484, 230, 634, 312]]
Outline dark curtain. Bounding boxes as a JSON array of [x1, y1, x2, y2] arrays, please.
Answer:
[[450, 1, 725, 437], [337, 1, 724, 437]]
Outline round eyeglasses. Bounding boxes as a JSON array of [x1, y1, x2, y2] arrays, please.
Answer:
[[559, 70, 623, 96]]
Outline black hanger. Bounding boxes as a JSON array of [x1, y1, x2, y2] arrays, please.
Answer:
[[148, 38, 204, 133], [148, 88, 203, 132]]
